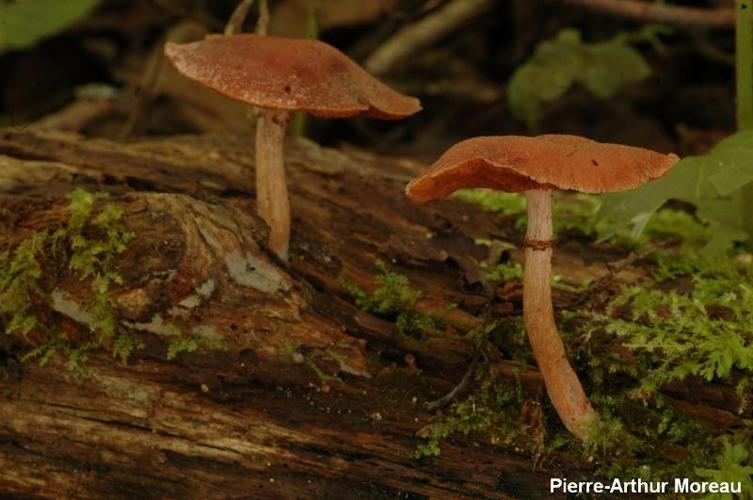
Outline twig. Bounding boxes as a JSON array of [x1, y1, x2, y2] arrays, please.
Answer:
[[119, 21, 205, 140], [364, 0, 495, 76], [225, 0, 255, 35], [31, 100, 120, 133], [557, 0, 734, 29], [425, 336, 487, 411], [119, 39, 166, 140], [692, 33, 735, 66]]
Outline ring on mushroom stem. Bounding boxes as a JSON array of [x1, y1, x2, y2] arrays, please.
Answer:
[[165, 34, 421, 260], [406, 134, 679, 438], [522, 237, 557, 251]]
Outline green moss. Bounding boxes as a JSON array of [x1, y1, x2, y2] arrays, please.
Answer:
[[21, 331, 97, 371], [696, 436, 753, 500], [561, 246, 753, 491], [0, 190, 134, 366], [1, 189, 230, 368], [736, 377, 753, 415], [454, 189, 601, 236], [582, 413, 641, 458], [63, 191, 137, 358], [1, 188, 139, 367], [483, 260, 522, 283], [341, 260, 421, 315], [338, 260, 438, 338], [0, 230, 46, 337], [414, 367, 523, 459], [555, 194, 601, 236], [642, 209, 711, 247], [580, 425, 753, 499], [165, 323, 227, 361], [590, 252, 753, 396], [453, 189, 527, 230]]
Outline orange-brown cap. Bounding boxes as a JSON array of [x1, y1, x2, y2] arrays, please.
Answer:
[[406, 135, 679, 203], [164, 34, 421, 119]]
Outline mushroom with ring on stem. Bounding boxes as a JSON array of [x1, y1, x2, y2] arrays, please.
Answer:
[[405, 134, 679, 438], [165, 34, 421, 260]]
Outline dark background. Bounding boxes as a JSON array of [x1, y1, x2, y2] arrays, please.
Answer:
[[0, 0, 736, 158]]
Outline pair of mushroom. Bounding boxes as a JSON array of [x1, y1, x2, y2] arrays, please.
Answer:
[[165, 34, 679, 437]]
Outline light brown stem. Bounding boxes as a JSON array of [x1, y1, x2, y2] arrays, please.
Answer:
[[523, 189, 596, 438], [255, 110, 291, 260]]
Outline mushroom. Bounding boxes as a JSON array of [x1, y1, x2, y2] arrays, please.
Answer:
[[406, 134, 679, 438], [165, 34, 421, 260]]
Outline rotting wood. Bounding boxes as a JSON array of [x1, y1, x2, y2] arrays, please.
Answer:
[[0, 129, 747, 497]]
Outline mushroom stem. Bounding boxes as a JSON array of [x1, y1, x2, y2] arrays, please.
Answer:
[[255, 109, 291, 260], [523, 189, 597, 438]]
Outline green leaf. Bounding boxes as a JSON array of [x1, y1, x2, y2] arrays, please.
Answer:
[[508, 28, 651, 132], [0, 0, 99, 53], [582, 42, 650, 98], [598, 131, 753, 258], [708, 130, 753, 195]]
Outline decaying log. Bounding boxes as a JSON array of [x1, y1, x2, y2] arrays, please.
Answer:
[[1, 358, 562, 499], [0, 129, 573, 498], [0, 129, 747, 497]]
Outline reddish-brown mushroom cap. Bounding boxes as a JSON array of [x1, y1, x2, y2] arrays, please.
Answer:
[[164, 34, 421, 119], [406, 135, 679, 203]]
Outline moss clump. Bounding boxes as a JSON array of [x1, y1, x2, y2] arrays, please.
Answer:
[[454, 189, 527, 229], [696, 437, 753, 498], [0, 231, 46, 337], [454, 189, 600, 236], [586, 251, 753, 398], [0, 189, 140, 367], [0, 188, 223, 368], [165, 323, 227, 361], [565, 248, 753, 492], [456, 188, 715, 249], [63, 189, 139, 363], [339, 260, 438, 338], [0, 189, 223, 370], [414, 367, 524, 459], [482, 260, 522, 283], [640, 209, 712, 248]]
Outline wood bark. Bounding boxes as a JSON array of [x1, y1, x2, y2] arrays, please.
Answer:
[[0, 129, 747, 498]]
